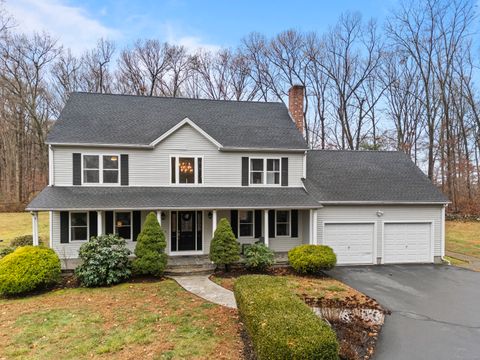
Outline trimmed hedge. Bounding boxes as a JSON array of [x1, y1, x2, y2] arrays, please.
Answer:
[[0, 246, 61, 296], [10, 234, 45, 247], [288, 245, 337, 274], [234, 275, 338, 359]]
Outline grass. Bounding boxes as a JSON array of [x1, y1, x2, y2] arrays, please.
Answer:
[[444, 255, 468, 266], [446, 220, 480, 258], [0, 279, 242, 359], [0, 211, 49, 247]]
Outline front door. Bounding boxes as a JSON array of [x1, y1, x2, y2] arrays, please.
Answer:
[[171, 211, 203, 253]]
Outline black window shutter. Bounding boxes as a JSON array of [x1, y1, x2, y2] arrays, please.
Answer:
[[291, 210, 298, 238], [231, 210, 238, 238], [89, 211, 98, 239], [60, 211, 69, 243], [132, 211, 141, 241], [72, 153, 81, 185], [120, 154, 129, 186], [105, 211, 114, 234], [241, 157, 249, 186], [254, 210, 262, 238], [268, 210, 275, 238], [281, 157, 288, 186]]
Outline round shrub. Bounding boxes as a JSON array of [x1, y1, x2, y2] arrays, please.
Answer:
[[0, 246, 61, 296], [244, 243, 275, 271], [10, 234, 45, 247], [132, 212, 168, 277], [288, 245, 337, 274], [75, 234, 131, 287]]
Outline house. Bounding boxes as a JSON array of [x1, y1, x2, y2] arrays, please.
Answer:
[[26, 86, 448, 269]]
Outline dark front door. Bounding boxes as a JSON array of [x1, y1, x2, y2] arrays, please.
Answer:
[[171, 211, 203, 252], [178, 211, 196, 251]]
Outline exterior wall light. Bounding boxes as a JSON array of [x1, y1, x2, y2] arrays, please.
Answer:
[[376, 210, 384, 217]]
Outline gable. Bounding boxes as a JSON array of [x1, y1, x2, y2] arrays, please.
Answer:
[[155, 122, 219, 151], [150, 118, 222, 149]]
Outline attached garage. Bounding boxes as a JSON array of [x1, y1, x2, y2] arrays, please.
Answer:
[[324, 223, 376, 265], [383, 222, 432, 264]]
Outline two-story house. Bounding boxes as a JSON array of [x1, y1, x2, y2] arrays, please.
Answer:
[[26, 86, 448, 269]]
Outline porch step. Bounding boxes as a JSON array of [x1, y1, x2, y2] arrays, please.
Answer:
[[165, 263, 216, 276]]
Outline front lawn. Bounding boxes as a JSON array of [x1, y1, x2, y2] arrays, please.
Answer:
[[446, 220, 480, 258], [0, 279, 243, 359], [0, 212, 49, 247]]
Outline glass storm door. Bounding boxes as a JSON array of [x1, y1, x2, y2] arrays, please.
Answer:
[[171, 211, 203, 252]]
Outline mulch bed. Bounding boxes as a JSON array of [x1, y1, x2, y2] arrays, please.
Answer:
[[212, 267, 389, 360]]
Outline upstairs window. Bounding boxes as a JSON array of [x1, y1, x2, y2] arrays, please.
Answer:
[[171, 156, 203, 184], [83, 154, 119, 184], [250, 158, 280, 185]]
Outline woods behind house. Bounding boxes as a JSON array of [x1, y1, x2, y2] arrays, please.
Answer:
[[0, 0, 479, 214]]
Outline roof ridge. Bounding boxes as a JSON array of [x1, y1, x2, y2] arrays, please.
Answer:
[[69, 91, 284, 106]]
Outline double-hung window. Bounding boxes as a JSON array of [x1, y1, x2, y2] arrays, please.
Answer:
[[250, 158, 280, 185], [171, 156, 203, 184], [276, 210, 290, 236], [70, 212, 88, 241], [83, 155, 119, 184], [239, 210, 254, 237], [115, 212, 132, 240]]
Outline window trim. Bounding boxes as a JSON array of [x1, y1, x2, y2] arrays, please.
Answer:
[[238, 209, 255, 238], [114, 210, 133, 241], [249, 157, 282, 186], [170, 155, 204, 186], [69, 211, 89, 242], [275, 210, 291, 237], [81, 153, 120, 186]]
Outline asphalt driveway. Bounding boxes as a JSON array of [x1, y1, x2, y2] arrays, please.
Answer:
[[328, 265, 480, 360]]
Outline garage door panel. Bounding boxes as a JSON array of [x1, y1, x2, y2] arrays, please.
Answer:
[[384, 223, 431, 264], [324, 223, 375, 265]]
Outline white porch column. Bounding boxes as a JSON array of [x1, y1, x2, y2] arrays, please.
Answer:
[[264, 209, 269, 247], [31, 211, 39, 246], [212, 210, 217, 235], [310, 209, 318, 245], [157, 210, 162, 226], [97, 211, 103, 235]]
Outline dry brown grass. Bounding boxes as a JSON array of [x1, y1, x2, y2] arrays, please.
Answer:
[[446, 221, 480, 258]]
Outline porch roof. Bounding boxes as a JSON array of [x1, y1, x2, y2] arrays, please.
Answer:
[[26, 186, 321, 211]]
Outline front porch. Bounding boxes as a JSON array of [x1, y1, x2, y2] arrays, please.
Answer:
[[30, 207, 319, 270]]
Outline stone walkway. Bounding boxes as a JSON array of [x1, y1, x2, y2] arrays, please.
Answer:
[[446, 250, 480, 271], [170, 275, 237, 309]]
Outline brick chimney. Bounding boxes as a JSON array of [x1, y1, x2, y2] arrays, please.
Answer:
[[288, 85, 304, 134]]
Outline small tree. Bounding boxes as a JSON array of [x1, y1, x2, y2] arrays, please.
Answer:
[[132, 212, 167, 276], [209, 218, 240, 271]]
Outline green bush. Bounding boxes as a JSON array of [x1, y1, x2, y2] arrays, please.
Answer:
[[244, 243, 275, 271], [288, 245, 337, 274], [0, 246, 61, 296], [0, 247, 14, 259], [209, 218, 240, 271], [132, 212, 168, 276], [10, 234, 45, 247], [234, 275, 338, 359], [75, 234, 131, 287]]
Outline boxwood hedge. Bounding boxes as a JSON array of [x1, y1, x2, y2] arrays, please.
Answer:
[[234, 275, 338, 359], [288, 245, 337, 274]]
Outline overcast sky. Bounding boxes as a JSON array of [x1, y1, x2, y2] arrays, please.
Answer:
[[5, 0, 393, 54]]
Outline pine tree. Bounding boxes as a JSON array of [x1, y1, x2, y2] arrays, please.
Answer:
[[209, 218, 240, 271], [132, 212, 167, 276]]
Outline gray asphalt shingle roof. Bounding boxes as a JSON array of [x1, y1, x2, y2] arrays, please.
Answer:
[[47, 92, 308, 150], [305, 150, 448, 203], [26, 186, 321, 210]]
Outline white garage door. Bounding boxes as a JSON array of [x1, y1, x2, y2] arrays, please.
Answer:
[[324, 223, 375, 265], [384, 223, 431, 263]]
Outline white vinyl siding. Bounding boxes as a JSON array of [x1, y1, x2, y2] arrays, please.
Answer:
[[317, 205, 444, 262], [52, 124, 304, 187]]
